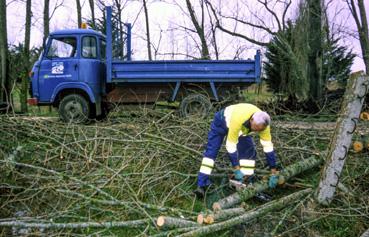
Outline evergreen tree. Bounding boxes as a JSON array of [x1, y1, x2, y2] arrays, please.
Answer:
[[264, 2, 354, 109]]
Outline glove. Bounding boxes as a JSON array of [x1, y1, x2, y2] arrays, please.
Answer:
[[234, 170, 244, 181], [268, 174, 279, 188]]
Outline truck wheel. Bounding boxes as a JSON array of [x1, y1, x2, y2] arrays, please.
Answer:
[[179, 94, 212, 118], [59, 94, 90, 124]]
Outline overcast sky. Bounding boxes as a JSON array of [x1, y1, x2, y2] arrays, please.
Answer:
[[5, 0, 368, 72]]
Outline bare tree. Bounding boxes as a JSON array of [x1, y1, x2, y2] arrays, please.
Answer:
[[204, 2, 219, 59], [346, 0, 369, 74], [76, 0, 82, 28], [88, 0, 96, 29], [143, 0, 152, 60], [0, 0, 8, 107], [43, 0, 50, 45], [114, 0, 129, 58], [185, 0, 210, 59], [21, 0, 32, 113], [205, 0, 292, 47]]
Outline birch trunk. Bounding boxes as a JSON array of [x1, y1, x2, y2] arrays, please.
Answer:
[[0, 219, 149, 229], [316, 76, 369, 205]]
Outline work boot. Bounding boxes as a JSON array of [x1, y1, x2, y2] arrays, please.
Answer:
[[193, 186, 206, 198]]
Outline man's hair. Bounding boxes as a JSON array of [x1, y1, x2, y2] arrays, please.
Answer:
[[252, 111, 270, 126]]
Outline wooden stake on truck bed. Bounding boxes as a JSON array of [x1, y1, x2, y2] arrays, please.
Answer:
[[317, 76, 369, 205]]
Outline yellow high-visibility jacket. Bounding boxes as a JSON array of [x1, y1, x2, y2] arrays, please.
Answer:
[[223, 103, 274, 154]]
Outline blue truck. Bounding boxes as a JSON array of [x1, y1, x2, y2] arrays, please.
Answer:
[[28, 6, 262, 123]]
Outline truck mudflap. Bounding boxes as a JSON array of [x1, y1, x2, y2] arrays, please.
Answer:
[[27, 98, 38, 106]]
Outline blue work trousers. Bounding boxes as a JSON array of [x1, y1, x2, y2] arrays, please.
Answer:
[[197, 111, 256, 187]]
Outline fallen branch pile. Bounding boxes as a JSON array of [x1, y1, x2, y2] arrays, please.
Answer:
[[0, 108, 368, 236]]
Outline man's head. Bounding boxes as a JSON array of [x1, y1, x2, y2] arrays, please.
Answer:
[[250, 111, 270, 132]]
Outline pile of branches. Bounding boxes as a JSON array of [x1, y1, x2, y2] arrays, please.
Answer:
[[0, 108, 368, 236]]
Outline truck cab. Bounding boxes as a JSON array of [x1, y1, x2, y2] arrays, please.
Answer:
[[29, 29, 106, 122]]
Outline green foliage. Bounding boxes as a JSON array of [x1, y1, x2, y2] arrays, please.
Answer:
[[264, 2, 354, 105], [323, 38, 355, 87]]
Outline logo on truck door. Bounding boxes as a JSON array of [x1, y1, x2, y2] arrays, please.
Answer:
[[52, 62, 64, 74]]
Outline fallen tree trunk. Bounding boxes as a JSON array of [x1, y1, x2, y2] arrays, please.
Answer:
[[317, 75, 369, 205], [197, 207, 245, 224], [0, 219, 150, 229], [212, 156, 322, 211], [178, 188, 312, 237], [156, 216, 199, 229]]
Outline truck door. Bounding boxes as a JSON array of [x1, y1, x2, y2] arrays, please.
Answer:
[[78, 36, 104, 98], [38, 36, 79, 102]]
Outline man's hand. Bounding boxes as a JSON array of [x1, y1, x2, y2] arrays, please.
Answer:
[[268, 174, 278, 188]]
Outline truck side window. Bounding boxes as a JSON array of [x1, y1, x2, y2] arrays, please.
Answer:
[[47, 37, 77, 58], [82, 36, 97, 58], [100, 40, 106, 60]]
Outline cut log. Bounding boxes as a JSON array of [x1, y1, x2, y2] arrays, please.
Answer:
[[360, 111, 369, 121], [212, 156, 322, 211], [198, 207, 246, 225], [317, 76, 369, 205], [178, 188, 312, 237], [156, 216, 199, 229]]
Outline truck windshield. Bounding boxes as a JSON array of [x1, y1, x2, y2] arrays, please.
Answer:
[[47, 37, 77, 58]]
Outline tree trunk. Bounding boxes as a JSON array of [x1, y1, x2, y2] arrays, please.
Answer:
[[143, 0, 152, 60], [0, 0, 8, 104], [88, 0, 95, 29], [213, 156, 322, 211], [43, 0, 49, 45], [76, 0, 82, 28], [179, 188, 312, 237], [0, 219, 150, 229], [307, 0, 323, 103], [21, 0, 32, 113], [185, 0, 210, 59], [316, 75, 369, 205]]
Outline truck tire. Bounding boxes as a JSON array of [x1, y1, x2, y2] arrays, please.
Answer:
[[179, 94, 212, 118], [58, 94, 90, 124]]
